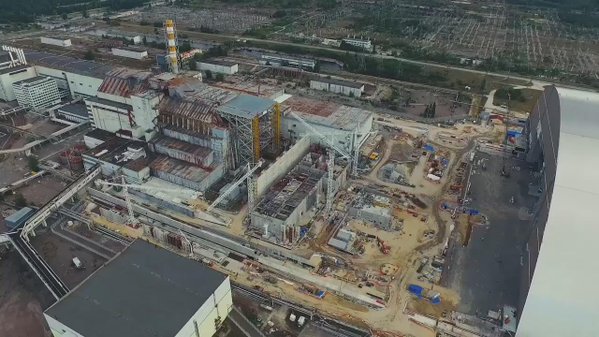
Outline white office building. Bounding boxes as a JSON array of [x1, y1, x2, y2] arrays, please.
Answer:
[[44, 240, 232, 337], [12, 76, 61, 110]]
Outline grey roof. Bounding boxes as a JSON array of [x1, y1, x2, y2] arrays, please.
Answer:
[[14, 75, 51, 85], [26, 51, 114, 79], [218, 94, 274, 119], [45, 240, 227, 337], [85, 128, 115, 142], [311, 77, 364, 89], [58, 102, 88, 117]]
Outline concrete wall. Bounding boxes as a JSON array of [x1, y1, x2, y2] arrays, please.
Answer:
[[252, 165, 324, 244], [175, 277, 233, 337], [44, 314, 84, 337], [256, 135, 310, 197], [0, 66, 36, 101]]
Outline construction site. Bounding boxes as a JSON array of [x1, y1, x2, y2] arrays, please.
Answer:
[[0, 9, 549, 337]]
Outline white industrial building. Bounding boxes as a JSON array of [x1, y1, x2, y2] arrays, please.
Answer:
[[44, 240, 232, 337], [111, 47, 148, 60], [515, 87, 599, 337], [27, 51, 114, 99], [40, 37, 72, 48], [85, 68, 161, 139], [342, 37, 373, 52], [12, 76, 61, 110], [281, 96, 374, 155], [310, 78, 364, 97], [198, 59, 239, 75], [260, 54, 316, 70]]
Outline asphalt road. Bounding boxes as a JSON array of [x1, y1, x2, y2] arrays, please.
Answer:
[[442, 151, 537, 316]]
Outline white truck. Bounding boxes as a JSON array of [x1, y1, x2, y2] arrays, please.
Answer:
[[72, 257, 84, 269]]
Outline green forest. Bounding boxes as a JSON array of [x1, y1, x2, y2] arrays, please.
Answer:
[[0, 0, 147, 23]]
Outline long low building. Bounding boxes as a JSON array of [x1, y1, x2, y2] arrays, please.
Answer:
[[197, 59, 239, 75], [44, 240, 232, 337], [111, 47, 148, 60], [310, 77, 364, 97]]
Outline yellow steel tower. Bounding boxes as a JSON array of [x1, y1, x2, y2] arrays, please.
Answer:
[[164, 19, 179, 74], [252, 117, 261, 163]]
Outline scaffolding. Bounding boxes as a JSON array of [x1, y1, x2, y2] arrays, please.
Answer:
[[252, 117, 261, 161], [218, 96, 275, 168]]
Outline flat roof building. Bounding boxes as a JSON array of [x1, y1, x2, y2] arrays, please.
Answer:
[[310, 77, 365, 97], [198, 59, 239, 75], [517, 86, 599, 336], [44, 240, 232, 337], [54, 101, 88, 123], [12, 76, 61, 111]]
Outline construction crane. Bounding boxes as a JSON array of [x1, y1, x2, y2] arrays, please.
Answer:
[[97, 177, 203, 226], [97, 161, 263, 226], [207, 160, 263, 213]]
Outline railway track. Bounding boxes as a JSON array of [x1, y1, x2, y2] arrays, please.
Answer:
[[9, 232, 70, 299]]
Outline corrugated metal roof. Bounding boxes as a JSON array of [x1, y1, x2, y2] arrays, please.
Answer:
[[159, 97, 219, 123], [217, 94, 274, 119], [98, 68, 152, 97], [153, 136, 212, 158], [150, 156, 211, 182]]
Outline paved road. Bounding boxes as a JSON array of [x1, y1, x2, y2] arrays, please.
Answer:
[[442, 152, 537, 316], [229, 306, 266, 337]]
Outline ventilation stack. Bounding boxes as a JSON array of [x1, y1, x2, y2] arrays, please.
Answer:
[[164, 19, 179, 74]]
